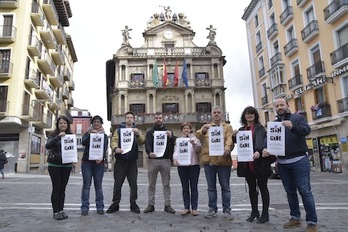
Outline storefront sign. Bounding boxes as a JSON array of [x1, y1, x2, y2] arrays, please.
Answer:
[[331, 64, 348, 77], [294, 76, 333, 96]]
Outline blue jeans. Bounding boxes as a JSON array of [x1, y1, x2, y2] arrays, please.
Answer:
[[81, 161, 105, 211], [204, 164, 231, 211], [177, 165, 200, 210], [278, 156, 317, 224]]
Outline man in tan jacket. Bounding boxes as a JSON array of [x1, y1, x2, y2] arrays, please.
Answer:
[[196, 106, 234, 219]]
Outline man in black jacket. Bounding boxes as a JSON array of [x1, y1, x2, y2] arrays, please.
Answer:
[[0, 150, 8, 179], [143, 112, 176, 214], [263, 98, 317, 232]]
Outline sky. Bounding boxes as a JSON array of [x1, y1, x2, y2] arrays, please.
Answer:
[[65, 0, 254, 131]]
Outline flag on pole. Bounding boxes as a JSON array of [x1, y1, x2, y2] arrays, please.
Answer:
[[162, 58, 168, 88], [182, 58, 188, 88], [174, 59, 179, 87], [152, 59, 159, 88]]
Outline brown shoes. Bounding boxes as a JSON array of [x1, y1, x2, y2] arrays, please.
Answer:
[[305, 224, 318, 232], [191, 210, 199, 216], [284, 218, 301, 229], [180, 209, 190, 216]]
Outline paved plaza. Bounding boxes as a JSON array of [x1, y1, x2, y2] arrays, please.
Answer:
[[0, 168, 347, 232]]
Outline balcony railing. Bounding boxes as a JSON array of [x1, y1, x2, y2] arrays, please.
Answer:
[[0, 25, 16, 42], [324, 0, 348, 23], [0, 61, 13, 78], [306, 61, 325, 80], [301, 20, 319, 43], [261, 96, 268, 105], [267, 23, 278, 40], [259, 68, 265, 78], [0, 0, 19, 8], [272, 84, 286, 99], [288, 74, 303, 90], [284, 38, 298, 57], [111, 112, 229, 125], [0, 100, 9, 113], [280, 6, 293, 25], [270, 52, 282, 67], [297, 0, 309, 7], [312, 103, 331, 120], [337, 97, 348, 113], [255, 41, 262, 53], [330, 42, 348, 66]]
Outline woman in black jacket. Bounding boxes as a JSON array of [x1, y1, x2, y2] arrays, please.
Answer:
[[45, 115, 74, 220], [233, 106, 276, 223]]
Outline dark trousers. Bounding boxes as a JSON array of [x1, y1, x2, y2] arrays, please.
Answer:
[[112, 160, 138, 204], [245, 172, 269, 215], [178, 165, 200, 210], [48, 166, 72, 213]]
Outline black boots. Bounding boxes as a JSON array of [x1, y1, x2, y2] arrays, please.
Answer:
[[246, 212, 260, 222], [257, 213, 269, 224]]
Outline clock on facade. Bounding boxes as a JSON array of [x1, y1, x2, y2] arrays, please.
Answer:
[[163, 30, 174, 39]]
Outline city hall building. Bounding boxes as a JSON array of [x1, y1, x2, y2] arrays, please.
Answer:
[[106, 8, 229, 167]]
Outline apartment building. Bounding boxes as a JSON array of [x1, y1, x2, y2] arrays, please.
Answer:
[[106, 8, 229, 167], [0, 0, 78, 173], [242, 0, 348, 173]]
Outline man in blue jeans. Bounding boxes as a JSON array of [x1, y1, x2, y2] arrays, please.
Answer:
[[196, 106, 234, 220], [263, 98, 318, 232]]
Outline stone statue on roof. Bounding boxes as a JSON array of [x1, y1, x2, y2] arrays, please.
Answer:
[[122, 25, 132, 45]]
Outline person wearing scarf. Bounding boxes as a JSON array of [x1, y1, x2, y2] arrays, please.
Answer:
[[233, 106, 276, 224], [80, 115, 108, 216]]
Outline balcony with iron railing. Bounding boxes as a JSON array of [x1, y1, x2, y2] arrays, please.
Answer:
[[297, 0, 309, 8], [323, 0, 348, 24], [52, 24, 66, 45], [131, 47, 208, 57], [67, 96, 74, 107], [306, 61, 325, 80], [288, 74, 303, 90], [35, 80, 53, 102], [30, 1, 44, 27], [49, 95, 62, 111], [111, 112, 228, 125], [37, 50, 56, 75], [337, 97, 348, 113], [68, 80, 75, 90], [51, 45, 64, 65], [267, 23, 278, 40], [40, 23, 57, 50], [301, 20, 319, 43], [0, 61, 13, 78], [261, 95, 268, 105], [280, 6, 293, 25], [259, 68, 265, 78], [284, 38, 298, 57], [49, 71, 63, 88], [311, 103, 332, 120], [271, 84, 286, 99], [62, 87, 69, 99], [330, 42, 348, 67], [0, 99, 9, 114], [63, 67, 71, 81], [270, 52, 282, 67], [33, 111, 52, 129], [0, 25, 16, 43], [21, 99, 42, 122], [0, 0, 19, 8], [42, 0, 59, 26], [24, 69, 40, 89], [255, 41, 262, 53], [27, 35, 42, 57]]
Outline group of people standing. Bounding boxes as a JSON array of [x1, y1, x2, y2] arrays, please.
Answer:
[[44, 98, 317, 232]]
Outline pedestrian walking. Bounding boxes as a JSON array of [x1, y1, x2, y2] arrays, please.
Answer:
[[143, 112, 176, 214], [173, 122, 201, 216], [80, 115, 108, 216], [45, 115, 74, 220], [196, 106, 234, 220], [106, 112, 145, 214], [0, 149, 8, 179], [233, 106, 276, 223], [263, 98, 318, 232]]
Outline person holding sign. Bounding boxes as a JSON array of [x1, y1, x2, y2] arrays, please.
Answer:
[[80, 115, 108, 216], [45, 116, 74, 220], [263, 98, 318, 232], [144, 112, 176, 214], [233, 106, 276, 224], [107, 112, 145, 214], [196, 106, 234, 220], [173, 122, 202, 216]]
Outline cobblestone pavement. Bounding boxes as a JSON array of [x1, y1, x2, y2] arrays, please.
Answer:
[[0, 168, 347, 232]]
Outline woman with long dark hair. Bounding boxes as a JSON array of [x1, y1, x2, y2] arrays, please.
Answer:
[[45, 115, 74, 220], [233, 106, 276, 223]]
